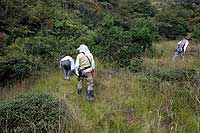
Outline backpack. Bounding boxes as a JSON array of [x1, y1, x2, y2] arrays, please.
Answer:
[[175, 47, 183, 54]]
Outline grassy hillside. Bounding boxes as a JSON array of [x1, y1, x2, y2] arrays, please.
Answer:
[[1, 40, 199, 132], [1, 0, 200, 132]]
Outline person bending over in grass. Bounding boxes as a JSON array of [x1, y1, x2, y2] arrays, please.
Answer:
[[75, 44, 95, 101], [172, 38, 189, 61], [59, 55, 75, 80]]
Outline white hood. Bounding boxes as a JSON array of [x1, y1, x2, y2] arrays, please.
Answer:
[[77, 44, 90, 54]]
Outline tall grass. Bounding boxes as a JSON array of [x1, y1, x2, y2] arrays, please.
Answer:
[[144, 40, 200, 69], [0, 41, 199, 132]]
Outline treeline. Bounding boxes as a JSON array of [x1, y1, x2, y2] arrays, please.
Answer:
[[0, 0, 200, 85]]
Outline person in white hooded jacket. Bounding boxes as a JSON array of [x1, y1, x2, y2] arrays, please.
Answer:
[[75, 44, 95, 101], [59, 56, 74, 80], [172, 38, 189, 61]]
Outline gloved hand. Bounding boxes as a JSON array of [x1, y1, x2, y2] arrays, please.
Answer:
[[75, 68, 79, 76]]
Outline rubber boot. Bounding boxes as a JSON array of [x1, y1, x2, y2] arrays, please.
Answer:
[[87, 90, 94, 101]]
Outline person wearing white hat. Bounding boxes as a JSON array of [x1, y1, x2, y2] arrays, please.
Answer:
[[75, 44, 95, 101]]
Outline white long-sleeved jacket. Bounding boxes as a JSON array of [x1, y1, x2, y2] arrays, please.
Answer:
[[60, 56, 75, 70], [75, 45, 95, 75], [177, 39, 189, 53]]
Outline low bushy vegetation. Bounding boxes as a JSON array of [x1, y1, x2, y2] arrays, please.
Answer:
[[155, 9, 189, 39], [144, 66, 200, 83], [192, 24, 200, 40], [0, 94, 64, 132], [0, 93, 82, 132]]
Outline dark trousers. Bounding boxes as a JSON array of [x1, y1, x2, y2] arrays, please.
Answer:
[[61, 60, 71, 78]]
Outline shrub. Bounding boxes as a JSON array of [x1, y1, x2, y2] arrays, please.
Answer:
[[131, 20, 158, 52], [120, 0, 157, 17], [0, 94, 65, 132], [192, 24, 200, 40], [0, 10, 93, 85], [131, 18, 159, 41], [0, 58, 38, 86], [144, 66, 200, 85], [128, 58, 143, 73], [94, 14, 156, 67], [155, 9, 189, 39], [175, 0, 200, 11]]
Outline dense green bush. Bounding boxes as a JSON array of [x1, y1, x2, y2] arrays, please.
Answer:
[[0, 8, 92, 84], [64, 0, 157, 26], [0, 94, 65, 132], [192, 24, 200, 40], [131, 19, 159, 51], [0, 0, 59, 45], [93, 15, 157, 67], [155, 9, 189, 39], [175, 0, 200, 11], [0, 58, 38, 86], [120, 0, 157, 17]]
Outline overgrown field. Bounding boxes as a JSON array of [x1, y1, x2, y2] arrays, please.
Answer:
[[0, 40, 199, 132]]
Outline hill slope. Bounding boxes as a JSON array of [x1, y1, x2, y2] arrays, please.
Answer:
[[1, 40, 199, 132]]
